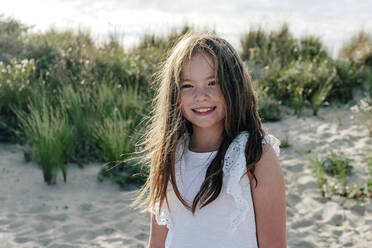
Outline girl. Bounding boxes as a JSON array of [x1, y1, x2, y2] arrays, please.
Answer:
[[131, 32, 286, 248]]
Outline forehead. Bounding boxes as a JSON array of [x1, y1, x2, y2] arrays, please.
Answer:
[[180, 52, 215, 81]]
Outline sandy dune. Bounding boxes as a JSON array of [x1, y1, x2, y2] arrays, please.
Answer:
[[1, 104, 372, 248], [0, 144, 147, 248]]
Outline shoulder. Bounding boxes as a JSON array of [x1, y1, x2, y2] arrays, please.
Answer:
[[253, 143, 282, 185], [249, 135, 283, 188], [249, 136, 287, 247]]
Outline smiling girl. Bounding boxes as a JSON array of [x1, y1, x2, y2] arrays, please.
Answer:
[[131, 32, 286, 248]]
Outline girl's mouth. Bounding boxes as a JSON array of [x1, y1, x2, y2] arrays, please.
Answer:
[[192, 106, 216, 115]]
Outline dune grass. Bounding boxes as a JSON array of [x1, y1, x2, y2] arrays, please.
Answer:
[[339, 30, 372, 65], [57, 84, 100, 166], [1, 14, 372, 188], [279, 135, 291, 148], [12, 88, 74, 184], [242, 24, 368, 117], [0, 58, 38, 141], [310, 151, 372, 200], [252, 79, 282, 122]]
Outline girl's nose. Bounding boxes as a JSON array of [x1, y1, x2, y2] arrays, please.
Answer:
[[194, 87, 209, 102]]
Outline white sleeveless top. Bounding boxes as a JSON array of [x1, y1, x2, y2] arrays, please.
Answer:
[[150, 132, 280, 248]]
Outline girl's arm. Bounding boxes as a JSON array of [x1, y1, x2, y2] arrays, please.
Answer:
[[249, 143, 287, 248], [147, 214, 169, 248]]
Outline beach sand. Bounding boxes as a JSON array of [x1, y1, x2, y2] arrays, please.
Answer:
[[1, 104, 372, 248]]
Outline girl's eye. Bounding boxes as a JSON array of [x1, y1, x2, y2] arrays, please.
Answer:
[[209, 81, 216, 86], [181, 84, 192, 89]]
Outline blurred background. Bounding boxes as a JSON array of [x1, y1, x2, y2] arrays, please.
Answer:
[[2, 0, 372, 56], [0, 0, 371, 187], [1, 1, 372, 247]]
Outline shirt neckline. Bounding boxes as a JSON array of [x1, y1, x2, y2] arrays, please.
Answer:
[[185, 145, 217, 159]]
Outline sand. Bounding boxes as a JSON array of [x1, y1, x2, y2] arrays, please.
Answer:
[[264, 104, 372, 248], [1, 103, 372, 248], [0, 145, 147, 248]]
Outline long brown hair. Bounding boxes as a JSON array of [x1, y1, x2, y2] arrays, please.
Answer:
[[130, 32, 265, 215]]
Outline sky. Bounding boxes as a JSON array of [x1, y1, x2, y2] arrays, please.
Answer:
[[1, 0, 372, 57]]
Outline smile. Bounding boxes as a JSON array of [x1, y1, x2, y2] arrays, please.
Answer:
[[192, 106, 216, 113]]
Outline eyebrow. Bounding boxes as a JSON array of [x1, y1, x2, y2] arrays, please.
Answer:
[[181, 75, 216, 83]]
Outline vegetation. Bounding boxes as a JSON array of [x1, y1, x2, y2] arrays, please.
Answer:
[[310, 152, 372, 199], [241, 24, 369, 117], [339, 30, 372, 66], [351, 97, 372, 136], [252, 79, 282, 122], [279, 135, 291, 148], [13, 91, 73, 184], [1, 15, 371, 188], [321, 152, 353, 177]]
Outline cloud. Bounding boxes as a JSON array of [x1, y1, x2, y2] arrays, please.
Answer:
[[1, 0, 371, 55]]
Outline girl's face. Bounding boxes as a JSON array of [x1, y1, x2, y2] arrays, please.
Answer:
[[179, 53, 226, 133]]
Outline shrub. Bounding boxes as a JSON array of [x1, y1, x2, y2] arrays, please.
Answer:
[[240, 25, 368, 114], [321, 152, 353, 177], [94, 84, 148, 188], [95, 112, 148, 189], [309, 152, 356, 198], [58, 84, 100, 165], [265, 58, 336, 115], [253, 79, 282, 122], [339, 30, 372, 65], [92, 48, 148, 91], [327, 59, 366, 103], [0, 58, 38, 141], [297, 35, 329, 61], [22, 39, 61, 79], [0, 15, 28, 63], [310, 66, 336, 116], [240, 24, 298, 68], [13, 95, 74, 184], [22, 28, 99, 90], [93, 83, 146, 162]]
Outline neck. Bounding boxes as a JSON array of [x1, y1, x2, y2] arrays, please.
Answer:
[[189, 126, 224, 152]]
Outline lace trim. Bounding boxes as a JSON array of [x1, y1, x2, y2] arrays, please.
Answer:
[[262, 134, 281, 157], [151, 200, 173, 230], [150, 139, 185, 230], [223, 132, 280, 232]]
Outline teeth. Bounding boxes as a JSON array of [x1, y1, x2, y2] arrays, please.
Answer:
[[194, 107, 213, 113]]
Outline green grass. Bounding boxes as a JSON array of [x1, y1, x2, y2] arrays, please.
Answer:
[[242, 25, 368, 115], [0, 58, 38, 141], [58, 84, 99, 166], [321, 152, 353, 177], [94, 83, 149, 189], [253, 79, 282, 122], [279, 135, 291, 148], [12, 92, 74, 184], [309, 155, 328, 197], [1, 14, 371, 189], [309, 151, 372, 200], [339, 30, 372, 65]]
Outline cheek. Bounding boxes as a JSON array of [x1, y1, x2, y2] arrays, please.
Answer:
[[219, 94, 227, 117], [179, 95, 188, 115], [217, 91, 226, 108], [179, 92, 191, 106]]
